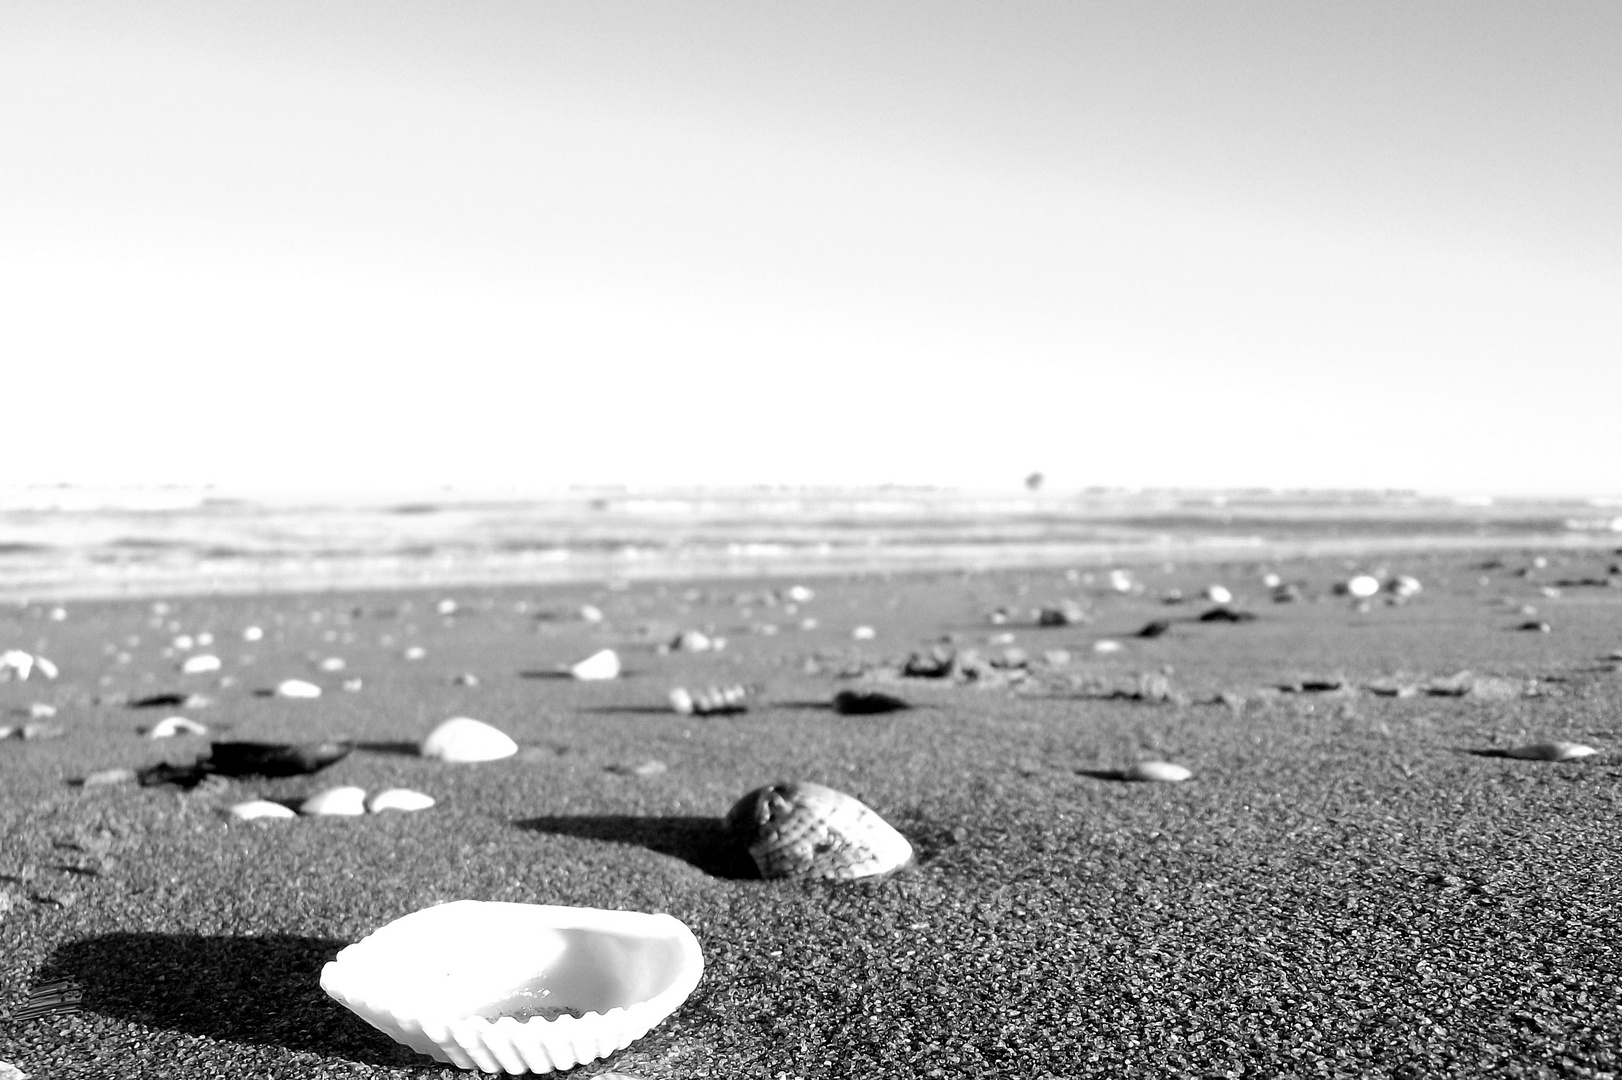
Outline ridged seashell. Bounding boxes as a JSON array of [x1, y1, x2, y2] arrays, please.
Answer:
[[1504, 741, 1597, 762], [1123, 761, 1193, 782], [725, 781, 913, 881], [276, 679, 322, 699], [145, 715, 208, 738], [180, 654, 221, 675], [669, 686, 748, 716], [421, 717, 519, 763], [230, 799, 297, 820], [301, 786, 368, 816], [367, 788, 436, 813], [320, 900, 704, 1074], [570, 650, 620, 681]]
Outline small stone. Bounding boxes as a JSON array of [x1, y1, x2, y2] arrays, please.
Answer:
[[1093, 640, 1123, 654], [172, 634, 195, 651], [81, 768, 138, 787], [1504, 741, 1597, 762], [145, 715, 208, 738], [578, 604, 604, 623], [343, 678, 364, 691], [299, 786, 368, 816], [1122, 761, 1193, 782], [230, 799, 297, 821], [403, 645, 427, 661], [366, 788, 435, 812], [570, 649, 621, 681], [832, 689, 909, 715], [180, 653, 221, 674], [436, 599, 458, 615], [1205, 585, 1232, 604], [34, 656, 58, 679], [786, 585, 814, 603], [420, 717, 519, 762], [319, 657, 347, 672], [1261, 573, 1282, 588], [242, 626, 264, 641], [1, 650, 34, 680], [275, 679, 322, 698], [852, 625, 877, 640], [1346, 575, 1381, 599]]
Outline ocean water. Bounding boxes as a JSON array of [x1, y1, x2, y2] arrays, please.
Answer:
[[1, 487, 1618, 600]]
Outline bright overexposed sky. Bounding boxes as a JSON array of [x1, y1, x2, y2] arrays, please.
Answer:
[[2, 3, 1618, 495]]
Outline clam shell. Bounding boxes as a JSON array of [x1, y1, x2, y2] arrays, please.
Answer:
[[230, 799, 297, 820], [570, 650, 620, 681], [320, 900, 704, 1074], [421, 717, 519, 763], [367, 788, 436, 813], [276, 679, 323, 699], [1504, 741, 1598, 762], [180, 654, 222, 674], [725, 781, 913, 881], [145, 715, 208, 739], [301, 786, 368, 816], [1123, 761, 1193, 782]]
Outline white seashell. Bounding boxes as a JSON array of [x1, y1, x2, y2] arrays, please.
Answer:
[[578, 604, 604, 623], [197, 632, 214, 646], [146, 715, 208, 738], [1204, 585, 1232, 604], [1346, 575, 1381, 599], [230, 799, 297, 820], [243, 626, 264, 642], [1093, 640, 1123, 654], [367, 788, 436, 813], [1, 650, 34, 680], [320, 900, 704, 1074], [319, 657, 347, 672], [180, 654, 221, 675], [33, 656, 58, 680], [1108, 569, 1134, 592], [404, 646, 427, 661], [570, 649, 620, 681], [1504, 741, 1598, 762], [851, 626, 876, 640], [276, 679, 322, 699], [343, 678, 364, 692], [436, 599, 458, 615], [300, 786, 368, 816], [726, 781, 913, 881], [1123, 761, 1193, 782], [1261, 573, 1282, 588], [786, 585, 814, 603], [421, 717, 519, 763], [172, 634, 195, 651]]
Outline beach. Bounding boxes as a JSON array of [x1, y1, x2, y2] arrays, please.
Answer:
[[1, 535, 1619, 1077]]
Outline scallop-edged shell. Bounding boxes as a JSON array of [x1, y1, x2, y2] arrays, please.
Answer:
[[1504, 741, 1598, 762], [320, 901, 704, 1075], [421, 717, 519, 763], [725, 781, 913, 881]]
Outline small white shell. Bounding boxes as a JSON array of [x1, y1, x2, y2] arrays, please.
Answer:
[[145, 715, 208, 739], [320, 900, 704, 1074], [180, 654, 222, 674], [301, 786, 368, 816], [421, 717, 519, 763], [1204, 585, 1232, 604], [230, 799, 298, 820], [726, 781, 912, 881], [570, 649, 620, 681], [276, 679, 323, 699], [367, 788, 436, 813], [1346, 575, 1381, 599], [1123, 761, 1193, 782], [1093, 640, 1123, 654], [1504, 741, 1598, 762]]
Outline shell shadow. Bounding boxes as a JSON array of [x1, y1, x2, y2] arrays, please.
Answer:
[[354, 740, 423, 756], [37, 933, 422, 1067], [515, 815, 758, 880], [1076, 767, 1130, 781]]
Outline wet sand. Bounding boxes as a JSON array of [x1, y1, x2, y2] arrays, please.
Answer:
[[1, 549, 1619, 1077]]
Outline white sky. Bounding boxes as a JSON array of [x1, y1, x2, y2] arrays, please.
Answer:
[[2, 2, 1618, 495]]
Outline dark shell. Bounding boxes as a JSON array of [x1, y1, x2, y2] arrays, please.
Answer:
[[831, 689, 910, 715]]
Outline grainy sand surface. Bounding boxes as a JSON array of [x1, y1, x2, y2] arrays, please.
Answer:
[[1, 550, 1619, 1078]]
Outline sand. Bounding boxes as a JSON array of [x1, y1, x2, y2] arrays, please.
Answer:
[[1, 549, 1619, 1078]]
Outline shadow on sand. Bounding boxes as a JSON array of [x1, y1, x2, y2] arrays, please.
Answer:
[[515, 815, 758, 880], [39, 933, 423, 1067]]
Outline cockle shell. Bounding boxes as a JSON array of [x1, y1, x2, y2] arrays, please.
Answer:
[[670, 686, 748, 715], [725, 781, 913, 881], [320, 901, 704, 1074], [570, 650, 621, 681], [1504, 741, 1597, 762], [421, 717, 519, 763]]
